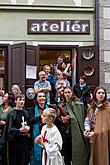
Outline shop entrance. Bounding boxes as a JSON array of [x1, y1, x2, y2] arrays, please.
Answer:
[[39, 49, 72, 70], [39, 48, 74, 103], [0, 43, 99, 108], [39, 48, 74, 85]]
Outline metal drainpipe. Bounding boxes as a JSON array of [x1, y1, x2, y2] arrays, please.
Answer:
[[95, 0, 100, 86], [95, 0, 100, 47]]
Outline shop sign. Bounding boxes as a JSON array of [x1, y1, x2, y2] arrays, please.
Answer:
[[27, 19, 90, 34]]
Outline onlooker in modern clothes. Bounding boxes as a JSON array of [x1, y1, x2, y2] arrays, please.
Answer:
[[34, 71, 51, 104], [43, 65, 55, 103], [55, 72, 70, 103], [53, 56, 64, 81], [74, 75, 91, 114], [61, 62, 71, 78]]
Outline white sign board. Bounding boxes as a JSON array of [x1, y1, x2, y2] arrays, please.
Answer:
[[26, 65, 37, 79]]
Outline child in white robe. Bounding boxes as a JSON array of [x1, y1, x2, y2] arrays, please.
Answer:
[[35, 108, 63, 165]]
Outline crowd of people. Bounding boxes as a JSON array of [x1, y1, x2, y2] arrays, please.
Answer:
[[0, 56, 110, 165]]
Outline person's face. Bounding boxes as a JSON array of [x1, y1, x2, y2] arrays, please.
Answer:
[[15, 97, 25, 109], [44, 67, 51, 74], [64, 88, 73, 101], [96, 88, 106, 103], [41, 111, 50, 124], [57, 70, 62, 78], [59, 73, 63, 79], [37, 93, 46, 104], [58, 57, 63, 65], [63, 74, 67, 80], [3, 93, 8, 104], [61, 62, 66, 69], [79, 78, 85, 84], [40, 72, 46, 81]]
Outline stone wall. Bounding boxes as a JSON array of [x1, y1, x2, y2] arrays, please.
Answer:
[[99, 0, 110, 94]]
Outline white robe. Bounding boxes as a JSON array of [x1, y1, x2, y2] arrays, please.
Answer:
[[41, 124, 63, 165]]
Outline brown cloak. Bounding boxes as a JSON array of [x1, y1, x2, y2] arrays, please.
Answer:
[[89, 103, 110, 165]]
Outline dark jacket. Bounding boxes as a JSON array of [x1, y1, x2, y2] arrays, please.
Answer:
[[74, 83, 90, 106]]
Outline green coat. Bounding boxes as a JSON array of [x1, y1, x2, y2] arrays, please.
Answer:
[[0, 105, 13, 121], [66, 101, 90, 165], [0, 105, 13, 161]]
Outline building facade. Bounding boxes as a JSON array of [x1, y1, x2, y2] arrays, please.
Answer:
[[99, 0, 110, 96], [0, 0, 99, 102]]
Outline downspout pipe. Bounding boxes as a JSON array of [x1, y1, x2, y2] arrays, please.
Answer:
[[95, 0, 100, 86]]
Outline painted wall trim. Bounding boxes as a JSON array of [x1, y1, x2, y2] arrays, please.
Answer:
[[32, 41, 84, 46], [0, 5, 94, 12]]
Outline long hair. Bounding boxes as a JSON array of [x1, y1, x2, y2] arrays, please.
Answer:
[[8, 91, 15, 107], [62, 86, 76, 103], [90, 86, 108, 110], [36, 91, 47, 105]]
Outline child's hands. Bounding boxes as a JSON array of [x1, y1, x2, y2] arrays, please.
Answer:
[[35, 136, 45, 148], [35, 136, 41, 144]]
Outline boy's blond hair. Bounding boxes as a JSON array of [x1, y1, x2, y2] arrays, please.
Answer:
[[44, 108, 57, 121]]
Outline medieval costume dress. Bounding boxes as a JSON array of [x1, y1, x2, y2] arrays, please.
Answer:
[[5, 109, 31, 165], [41, 124, 63, 165], [86, 103, 110, 165], [0, 105, 13, 165], [57, 100, 90, 165]]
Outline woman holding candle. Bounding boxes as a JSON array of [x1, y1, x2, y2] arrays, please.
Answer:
[[4, 94, 31, 165]]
